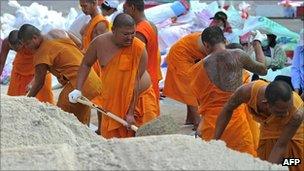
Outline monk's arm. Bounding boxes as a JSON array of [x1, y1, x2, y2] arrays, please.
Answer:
[[0, 38, 10, 75], [268, 107, 304, 164], [92, 22, 108, 39], [126, 49, 148, 118], [214, 83, 252, 139], [252, 40, 265, 64], [238, 48, 267, 76], [76, 39, 98, 91], [27, 64, 48, 97], [80, 24, 86, 37], [135, 32, 147, 44]]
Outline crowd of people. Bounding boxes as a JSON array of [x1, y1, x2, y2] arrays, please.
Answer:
[[0, 0, 303, 170]]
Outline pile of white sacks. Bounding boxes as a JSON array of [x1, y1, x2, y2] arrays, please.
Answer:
[[0, 0, 297, 86], [0, 0, 79, 84]]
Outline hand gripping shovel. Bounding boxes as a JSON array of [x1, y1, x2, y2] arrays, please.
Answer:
[[77, 96, 179, 137], [76, 96, 138, 132]]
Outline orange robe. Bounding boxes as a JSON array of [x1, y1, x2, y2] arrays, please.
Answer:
[[243, 70, 260, 150], [163, 32, 206, 106], [33, 38, 102, 125], [247, 80, 304, 171], [82, 14, 109, 77], [190, 61, 256, 156], [92, 38, 158, 139], [136, 20, 162, 101], [7, 47, 54, 104]]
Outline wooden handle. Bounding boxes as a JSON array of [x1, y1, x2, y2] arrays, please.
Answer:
[[76, 97, 138, 132]]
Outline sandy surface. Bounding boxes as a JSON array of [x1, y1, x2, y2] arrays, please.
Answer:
[[0, 95, 287, 170], [0, 84, 193, 135]]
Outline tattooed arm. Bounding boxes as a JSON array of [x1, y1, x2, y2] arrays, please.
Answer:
[[237, 49, 268, 76]]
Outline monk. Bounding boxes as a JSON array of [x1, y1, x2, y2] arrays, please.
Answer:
[[214, 80, 303, 171], [80, 0, 109, 51], [79, 0, 110, 134], [80, 0, 109, 75], [189, 26, 267, 156], [69, 13, 158, 138], [123, 0, 162, 115], [0, 30, 54, 104], [163, 31, 206, 129], [18, 24, 102, 125]]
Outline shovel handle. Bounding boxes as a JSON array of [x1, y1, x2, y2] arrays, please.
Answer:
[[76, 97, 138, 132]]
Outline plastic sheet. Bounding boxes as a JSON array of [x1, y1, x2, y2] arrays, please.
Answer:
[[0, 1, 78, 84], [145, 1, 189, 25]]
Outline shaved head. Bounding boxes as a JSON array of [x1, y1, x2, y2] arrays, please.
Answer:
[[112, 13, 135, 29], [265, 81, 292, 105], [8, 30, 19, 46], [125, 0, 144, 11], [201, 26, 226, 46], [111, 13, 136, 47], [18, 24, 41, 42]]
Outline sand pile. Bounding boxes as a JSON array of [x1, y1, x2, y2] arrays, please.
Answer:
[[0, 95, 287, 170], [1, 95, 103, 149]]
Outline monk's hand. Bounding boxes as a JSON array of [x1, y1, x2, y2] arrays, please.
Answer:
[[68, 89, 82, 103], [26, 83, 33, 93], [125, 113, 136, 130], [26, 79, 34, 93]]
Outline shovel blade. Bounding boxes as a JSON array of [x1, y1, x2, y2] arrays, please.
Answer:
[[136, 115, 179, 137]]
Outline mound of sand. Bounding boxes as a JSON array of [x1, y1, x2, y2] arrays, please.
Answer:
[[1, 95, 103, 149], [0, 95, 287, 170]]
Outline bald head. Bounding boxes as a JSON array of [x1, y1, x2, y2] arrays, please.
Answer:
[[201, 26, 226, 46], [112, 13, 135, 30], [8, 30, 19, 46], [265, 81, 292, 105], [18, 24, 41, 42], [125, 0, 144, 11]]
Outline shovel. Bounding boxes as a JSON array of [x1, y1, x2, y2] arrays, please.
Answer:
[[77, 96, 179, 137], [76, 96, 138, 132]]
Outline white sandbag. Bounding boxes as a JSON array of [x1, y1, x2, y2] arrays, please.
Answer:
[[68, 13, 90, 39], [145, 1, 188, 25]]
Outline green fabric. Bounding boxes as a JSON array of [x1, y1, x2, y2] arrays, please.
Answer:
[[265, 45, 288, 69]]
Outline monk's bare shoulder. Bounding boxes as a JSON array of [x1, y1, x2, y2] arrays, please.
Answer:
[[92, 32, 111, 44], [80, 24, 87, 36], [204, 49, 243, 92], [46, 29, 69, 40]]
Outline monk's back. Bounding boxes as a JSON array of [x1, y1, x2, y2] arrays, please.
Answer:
[[204, 49, 244, 92], [34, 38, 85, 85], [167, 32, 205, 63]]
